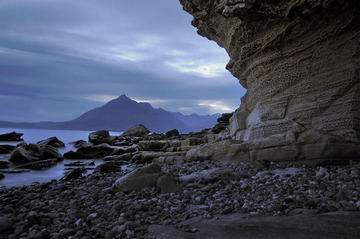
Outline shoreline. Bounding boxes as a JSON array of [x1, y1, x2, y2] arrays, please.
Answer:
[[0, 127, 359, 238]]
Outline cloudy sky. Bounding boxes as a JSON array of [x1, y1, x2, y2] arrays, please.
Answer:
[[0, 0, 245, 122]]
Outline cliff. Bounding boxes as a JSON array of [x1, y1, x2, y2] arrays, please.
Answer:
[[180, 0, 360, 163]]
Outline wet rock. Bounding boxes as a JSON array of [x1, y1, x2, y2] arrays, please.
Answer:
[[9, 144, 62, 164], [122, 124, 150, 137], [89, 130, 114, 145], [113, 163, 163, 192], [39, 145, 63, 160], [63, 150, 85, 159], [9, 146, 36, 164], [0, 161, 10, 169], [166, 129, 180, 138], [61, 167, 86, 181], [16, 158, 58, 170], [65, 144, 115, 159], [64, 161, 90, 167], [37, 137, 65, 148], [0, 131, 23, 141], [0, 145, 15, 154]]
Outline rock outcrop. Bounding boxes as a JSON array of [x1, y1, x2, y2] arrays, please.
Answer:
[[180, 0, 360, 163]]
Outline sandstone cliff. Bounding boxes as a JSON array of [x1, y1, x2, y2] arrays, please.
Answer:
[[180, 0, 360, 164]]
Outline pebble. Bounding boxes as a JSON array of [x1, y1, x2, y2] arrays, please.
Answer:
[[0, 160, 359, 238]]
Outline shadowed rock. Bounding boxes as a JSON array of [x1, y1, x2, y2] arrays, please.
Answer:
[[0, 145, 15, 154], [37, 137, 65, 148], [0, 132, 23, 141]]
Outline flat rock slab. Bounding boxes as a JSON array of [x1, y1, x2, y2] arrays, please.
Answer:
[[148, 212, 360, 239]]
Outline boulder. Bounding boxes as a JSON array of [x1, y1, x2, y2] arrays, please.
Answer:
[[121, 124, 150, 137], [70, 140, 91, 149], [37, 137, 65, 148], [61, 167, 86, 181], [113, 163, 163, 192], [9, 144, 62, 164], [156, 175, 182, 194], [137, 140, 169, 152], [9, 146, 36, 164], [39, 145, 63, 160], [88, 130, 113, 145], [0, 131, 23, 141], [166, 129, 180, 138], [0, 145, 15, 154]]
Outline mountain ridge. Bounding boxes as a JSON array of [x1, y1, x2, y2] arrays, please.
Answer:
[[0, 95, 220, 133]]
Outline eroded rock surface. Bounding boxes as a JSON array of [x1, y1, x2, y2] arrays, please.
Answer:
[[180, 0, 360, 163]]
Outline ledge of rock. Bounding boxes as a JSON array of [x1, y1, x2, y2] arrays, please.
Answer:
[[179, 0, 360, 163]]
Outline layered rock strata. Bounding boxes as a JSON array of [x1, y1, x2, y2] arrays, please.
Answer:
[[180, 0, 360, 163]]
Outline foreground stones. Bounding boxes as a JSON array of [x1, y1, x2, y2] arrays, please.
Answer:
[[0, 159, 359, 238], [148, 211, 360, 239], [179, 0, 360, 163], [0, 132, 23, 141]]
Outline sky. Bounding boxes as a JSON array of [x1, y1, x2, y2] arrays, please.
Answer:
[[0, 0, 245, 122]]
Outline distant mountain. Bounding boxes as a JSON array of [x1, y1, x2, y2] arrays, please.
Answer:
[[0, 95, 220, 133]]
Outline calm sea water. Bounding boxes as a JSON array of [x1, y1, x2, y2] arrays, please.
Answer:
[[0, 128, 122, 187]]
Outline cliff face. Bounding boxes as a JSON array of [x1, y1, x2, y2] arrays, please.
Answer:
[[180, 0, 360, 163]]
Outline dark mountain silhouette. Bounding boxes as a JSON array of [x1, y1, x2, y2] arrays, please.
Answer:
[[0, 95, 220, 133]]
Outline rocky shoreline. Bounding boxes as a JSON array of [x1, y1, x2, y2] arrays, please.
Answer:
[[0, 124, 360, 238]]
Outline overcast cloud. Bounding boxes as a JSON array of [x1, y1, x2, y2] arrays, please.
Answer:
[[0, 0, 245, 122]]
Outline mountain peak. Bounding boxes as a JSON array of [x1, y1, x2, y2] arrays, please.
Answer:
[[117, 94, 130, 100]]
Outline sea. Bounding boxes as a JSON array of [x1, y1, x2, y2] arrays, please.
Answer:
[[0, 128, 122, 187]]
